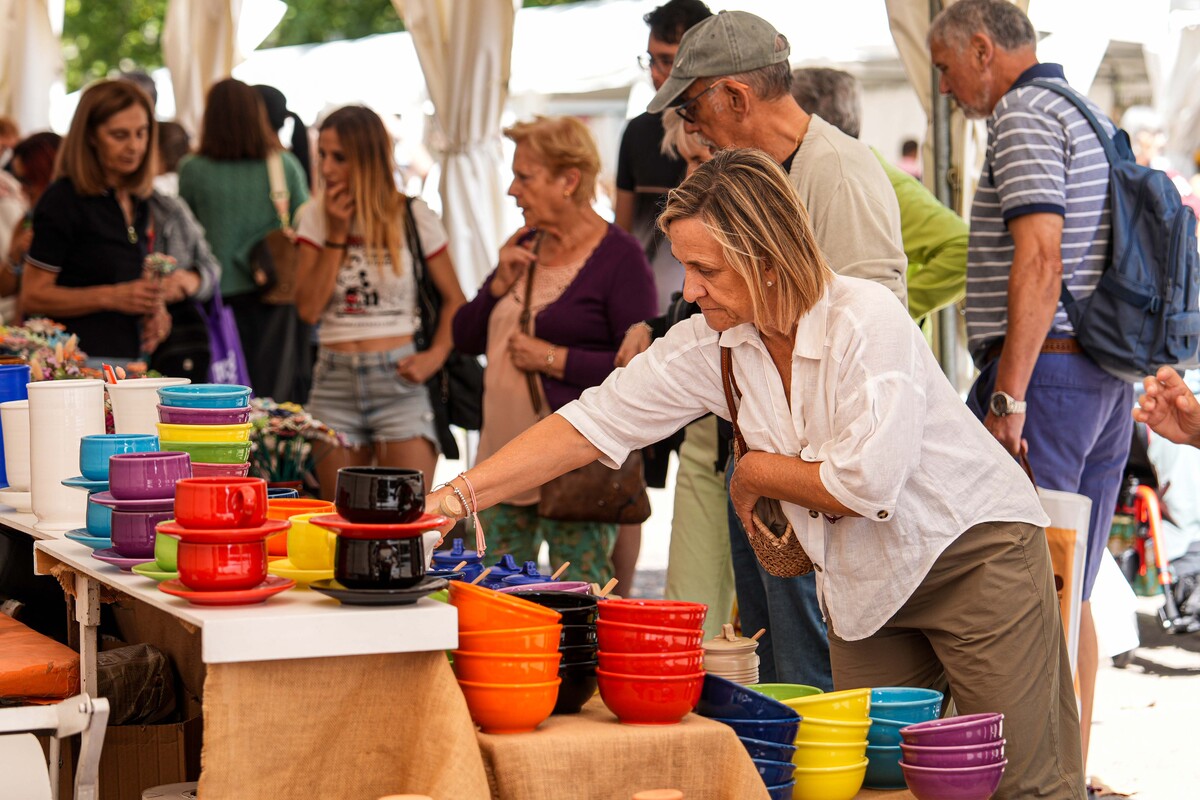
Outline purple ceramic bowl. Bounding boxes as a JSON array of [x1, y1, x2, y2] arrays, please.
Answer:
[[108, 451, 192, 501], [901, 713, 1003, 748], [899, 759, 1007, 800], [497, 580, 591, 594], [157, 404, 252, 425], [110, 509, 175, 558], [900, 739, 1006, 769], [191, 461, 251, 478]]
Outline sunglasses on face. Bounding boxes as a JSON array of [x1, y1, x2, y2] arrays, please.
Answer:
[[675, 80, 728, 124]]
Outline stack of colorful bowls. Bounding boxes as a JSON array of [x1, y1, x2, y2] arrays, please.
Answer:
[[154, 476, 295, 605], [696, 675, 801, 800], [776, 687, 872, 800], [449, 580, 563, 733], [63, 433, 159, 552], [509, 590, 599, 714], [155, 384, 253, 478], [865, 687, 944, 790], [89, 451, 191, 572], [595, 599, 706, 725], [702, 623, 761, 684], [899, 713, 1006, 800]]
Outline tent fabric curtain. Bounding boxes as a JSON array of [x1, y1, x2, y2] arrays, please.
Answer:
[[392, 0, 517, 293], [163, 0, 243, 137], [0, 0, 62, 132]]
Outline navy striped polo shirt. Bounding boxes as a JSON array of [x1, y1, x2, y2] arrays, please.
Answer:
[[966, 63, 1115, 366]]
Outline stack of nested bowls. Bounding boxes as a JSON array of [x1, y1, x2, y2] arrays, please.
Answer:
[[595, 599, 706, 726], [696, 675, 801, 800], [154, 476, 295, 605], [778, 687, 872, 800], [899, 713, 1006, 800], [508, 589, 599, 714], [89, 451, 191, 572], [155, 384, 253, 478], [449, 581, 563, 734], [63, 433, 159, 552], [866, 687, 944, 790], [702, 623, 761, 684]]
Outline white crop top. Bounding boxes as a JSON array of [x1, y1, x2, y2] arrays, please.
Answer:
[[295, 196, 449, 345]]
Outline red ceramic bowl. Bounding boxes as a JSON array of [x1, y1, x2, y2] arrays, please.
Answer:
[[174, 477, 267, 529], [598, 598, 707, 629], [176, 540, 267, 592], [596, 669, 704, 725], [598, 648, 705, 676], [451, 650, 562, 684], [449, 580, 562, 632], [457, 625, 563, 655], [900, 739, 1006, 769], [457, 678, 561, 734], [596, 618, 705, 654]]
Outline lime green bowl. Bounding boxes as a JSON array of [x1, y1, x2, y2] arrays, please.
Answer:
[[166, 440, 252, 465], [750, 683, 825, 702], [157, 422, 252, 443]]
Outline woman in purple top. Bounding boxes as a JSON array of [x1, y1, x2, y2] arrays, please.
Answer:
[[453, 116, 657, 583]]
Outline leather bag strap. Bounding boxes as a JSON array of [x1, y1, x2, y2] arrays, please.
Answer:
[[519, 232, 545, 415], [720, 346, 749, 461]]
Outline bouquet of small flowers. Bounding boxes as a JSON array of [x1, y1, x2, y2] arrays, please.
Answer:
[[248, 398, 348, 485], [0, 319, 96, 380]]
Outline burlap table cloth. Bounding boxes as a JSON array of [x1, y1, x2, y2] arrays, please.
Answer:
[[199, 650, 490, 799], [475, 696, 770, 800]]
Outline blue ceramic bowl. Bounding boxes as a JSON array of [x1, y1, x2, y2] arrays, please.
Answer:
[[697, 674, 800, 720], [86, 495, 113, 537], [870, 687, 943, 725], [267, 487, 300, 499], [157, 384, 251, 409], [79, 434, 160, 481], [708, 716, 800, 745], [739, 735, 797, 763], [864, 744, 906, 790], [868, 715, 908, 747], [754, 758, 797, 786], [765, 780, 795, 800]]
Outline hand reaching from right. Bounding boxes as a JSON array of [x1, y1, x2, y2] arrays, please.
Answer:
[[1134, 366, 1200, 447]]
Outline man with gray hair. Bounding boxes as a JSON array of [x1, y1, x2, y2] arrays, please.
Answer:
[[930, 1, 1124, 795]]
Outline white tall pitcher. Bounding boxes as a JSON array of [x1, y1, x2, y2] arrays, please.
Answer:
[[29, 380, 105, 531]]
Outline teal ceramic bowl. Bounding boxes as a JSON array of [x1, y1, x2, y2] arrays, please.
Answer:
[[157, 384, 251, 409], [166, 440, 252, 465]]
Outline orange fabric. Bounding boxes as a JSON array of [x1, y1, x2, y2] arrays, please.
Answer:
[[0, 614, 80, 701]]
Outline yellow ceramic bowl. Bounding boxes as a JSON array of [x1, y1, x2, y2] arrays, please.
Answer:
[[791, 757, 868, 800], [782, 687, 871, 721], [287, 512, 336, 570], [797, 715, 873, 744], [157, 422, 253, 443], [791, 738, 869, 769], [267, 558, 332, 587]]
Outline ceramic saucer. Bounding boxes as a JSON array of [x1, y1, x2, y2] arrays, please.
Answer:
[[158, 575, 295, 606], [89, 491, 174, 512], [131, 562, 178, 582], [0, 489, 32, 512], [155, 518, 289, 544], [267, 558, 333, 587], [62, 476, 109, 492], [91, 547, 154, 571], [308, 512, 450, 540], [65, 529, 113, 550], [309, 575, 448, 606]]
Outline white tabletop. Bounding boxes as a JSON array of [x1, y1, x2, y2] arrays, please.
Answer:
[[0, 507, 61, 540], [28, 533, 459, 665]]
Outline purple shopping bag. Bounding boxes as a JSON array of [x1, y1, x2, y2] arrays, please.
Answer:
[[201, 291, 252, 387]]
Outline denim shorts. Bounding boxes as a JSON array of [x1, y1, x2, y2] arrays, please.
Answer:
[[305, 344, 439, 450]]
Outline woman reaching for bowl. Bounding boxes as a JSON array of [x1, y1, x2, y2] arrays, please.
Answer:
[[429, 149, 1082, 800]]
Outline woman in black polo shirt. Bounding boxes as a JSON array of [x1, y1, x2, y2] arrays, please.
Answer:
[[21, 80, 175, 362]]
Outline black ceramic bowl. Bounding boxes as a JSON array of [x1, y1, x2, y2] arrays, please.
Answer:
[[560, 623, 598, 647], [334, 466, 424, 524], [509, 590, 598, 625], [558, 643, 599, 665], [334, 535, 425, 589], [554, 660, 598, 715]]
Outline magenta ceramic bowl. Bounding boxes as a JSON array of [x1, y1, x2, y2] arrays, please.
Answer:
[[157, 404, 252, 425], [497, 580, 591, 594], [191, 461, 251, 478], [899, 759, 1007, 800], [108, 451, 192, 500], [900, 740, 1006, 769], [110, 509, 175, 558], [900, 713, 1004, 748]]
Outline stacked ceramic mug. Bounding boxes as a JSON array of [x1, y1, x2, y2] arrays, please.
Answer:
[[62, 433, 160, 554], [89, 451, 191, 572], [702, 623, 762, 684], [155, 384, 253, 478]]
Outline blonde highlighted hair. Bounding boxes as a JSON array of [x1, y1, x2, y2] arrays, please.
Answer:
[[658, 148, 832, 334], [503, 116, 600, 204], [319, 105, 405, 274], [57, 79, 158, 197]]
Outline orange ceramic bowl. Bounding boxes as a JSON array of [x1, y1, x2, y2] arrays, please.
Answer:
[[457, 624, 563, 655], [598, 598, 707, 629], [596, 669, 704, 725], [265, 498, 335, 556], [451, 650, 562, 683], [598, 648, 705, 676], [596, 618, 704, 654], [458, 678, 561, 734], [449, 580, 562, 632]]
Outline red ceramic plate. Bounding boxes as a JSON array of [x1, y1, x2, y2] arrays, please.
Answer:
[[308, 512, 450, 540], [158, 575, 295, 606], [156, 518, 290, 544]]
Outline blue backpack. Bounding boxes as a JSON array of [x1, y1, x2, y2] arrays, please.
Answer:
[[1031, 79, 1200, 383]]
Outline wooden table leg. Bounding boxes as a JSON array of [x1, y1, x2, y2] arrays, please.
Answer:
[[75, 571, 100, 696]]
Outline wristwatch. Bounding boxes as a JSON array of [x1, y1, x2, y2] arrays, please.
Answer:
[[989, 391, 1027, 417]]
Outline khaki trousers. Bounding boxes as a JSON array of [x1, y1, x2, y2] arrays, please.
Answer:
[[828, 521, 1085, 800]]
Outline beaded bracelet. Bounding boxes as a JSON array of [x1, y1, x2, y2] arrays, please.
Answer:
[[456, 472, 487, 556]]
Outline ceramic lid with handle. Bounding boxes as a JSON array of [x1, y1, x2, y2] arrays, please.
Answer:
[[431, 538, 481, 568], [500, 560, 548, 586], [703, 622, 762, 654]]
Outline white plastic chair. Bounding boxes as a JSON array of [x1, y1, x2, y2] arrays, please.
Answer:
[[0, 694, 109, 800]]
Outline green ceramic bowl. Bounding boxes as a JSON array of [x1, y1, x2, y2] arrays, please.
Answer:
[[166, 440, 252, 465], [154, 531, 179, 571], [750, 683, 825, 702]]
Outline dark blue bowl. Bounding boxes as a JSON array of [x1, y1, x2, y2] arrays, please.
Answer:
[[708, 715, 800, 745], [267, 486, 300, 499], [765, 780, 795, 800], [739, 735, 797, 763], [697, 673, 799, 720], [754, 758, 796, 786], [864, 744, 906, 790]]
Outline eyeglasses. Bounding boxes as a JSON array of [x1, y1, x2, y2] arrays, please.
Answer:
[[675, 80, 727, 124], [637, 53, 674, 73]]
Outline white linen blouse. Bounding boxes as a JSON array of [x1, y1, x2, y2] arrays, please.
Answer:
[[557, 274, 1049, 641]]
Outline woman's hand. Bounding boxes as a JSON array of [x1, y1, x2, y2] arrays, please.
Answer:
[[729, 452, 766, 535], [160, 269, 201, 304], [490, 227, 539, 298], [615, 322, 651, 367], [121, 276, 165, 315], [397, 348, 445, 386], [507, 330, 556, 374], [1135, 366, 1200, 447], [141, 304, 172, 353], [324, 184, 355, 239]]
